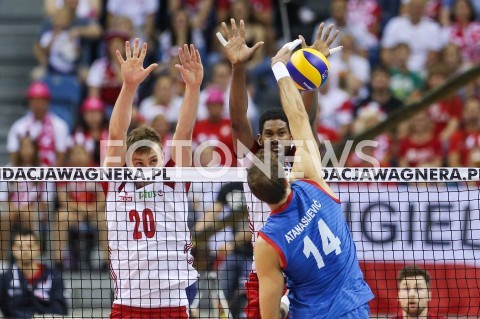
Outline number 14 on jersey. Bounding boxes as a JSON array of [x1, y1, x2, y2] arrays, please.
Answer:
[[303, 219, 342, 269]]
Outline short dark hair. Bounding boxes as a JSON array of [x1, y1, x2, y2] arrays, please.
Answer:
[[258, 109, 290, 134], [126, 126, 163, 154], [247, 149, 287, 204], [397, 265, 431, 288]]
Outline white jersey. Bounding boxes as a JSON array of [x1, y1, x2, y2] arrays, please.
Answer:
[[238, 146, 294, 272], [103, 179, 198, 308]]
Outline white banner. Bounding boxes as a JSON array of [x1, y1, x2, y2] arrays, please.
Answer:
[[333, 185, 480, 266]]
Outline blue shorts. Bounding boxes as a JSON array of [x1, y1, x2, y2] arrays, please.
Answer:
[[338, 303, 370, 319]]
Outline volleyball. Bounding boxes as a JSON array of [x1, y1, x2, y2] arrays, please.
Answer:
[[287, 48, 330, 91]]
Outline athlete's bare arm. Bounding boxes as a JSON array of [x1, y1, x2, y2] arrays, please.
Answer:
[[104, 39, 158, 167], [272, 45, 337, 199], [219, 19, 264, 154], [171, 44, 203, 167], [254, 237, 285, 319], [300, 22, 340, 145]]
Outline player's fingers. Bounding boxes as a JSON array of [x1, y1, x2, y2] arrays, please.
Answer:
[[184, 44, 192, 63], [125, 41, 131, 59], [221, 22, 232, 39], [315, 22, 325, 42], [216, 32, 228, 47], [145, 63, 158, 74], [326, 29, 340, 48], [115, 50, 125, 64], [178, 47, 186, 66], [231, 18, 238, 37], [239, 19, 246, 39], [139, 42, 148, 61], [322, 24, 335, 43], [133, 38, 140, 58], [190, 44, 196, 60], [299, 35, 307, 48], [195, 49, 202, 64], [282, 39, 302, 51], [251, 41, 264, 53]]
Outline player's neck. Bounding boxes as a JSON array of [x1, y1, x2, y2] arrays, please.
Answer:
[[268, 188, 291, 212]]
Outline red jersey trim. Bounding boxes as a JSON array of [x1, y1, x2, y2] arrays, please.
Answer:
[[111, 304, 188, 318], [270, 190, 294, 215], [101, 182, 109, 197], [258, 231, 287, 269], [27, 264, 45, 285], [299, 179, 341, 204]]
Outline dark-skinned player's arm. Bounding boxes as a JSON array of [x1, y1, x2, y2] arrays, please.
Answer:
[[103, 39, 158, 167], [217, 19, 263, 155], [216, 20, 340, 155], [171, 44, 203, 167], [299, 22, 340, 147]]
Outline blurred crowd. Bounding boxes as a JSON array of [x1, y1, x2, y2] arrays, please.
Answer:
[[1, 0, 480, 317]]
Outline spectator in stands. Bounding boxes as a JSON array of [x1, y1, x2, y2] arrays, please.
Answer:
[[449, 97, 480, 166], [216, 0, 273, 27], [199, 61, 257, 122], [44, 0, 102, 21], [382, 0, 446, 72], [0, 136, 49, 264], [0, 228, 68, 318], [398, 110, 442, 167], [347, 104, 391, 167], [106, 0, 158, 43], [193, 88, 235, 167], [158, 9, 207, 65], [87, 29, 130, 113], [392, 265, 447, 319], [139, 74, 183, 125], [328, 33, 371, 98], [440, 42, 465, 76], [354, 65, 404, 118], [445, 0, 480, 64], [70, 96, 108, 166], [51, 144, 107, 270], [425, 64, 462, 143], [313, 0, 378, 57], [168, 0, 215, 31], [35, 7, 81, 76], [7, 82, 69, 167], [317, 79, 353, 140], [346, 0, 382, 40], [37, 0, 102, 78], [389, 43, 424, 102]]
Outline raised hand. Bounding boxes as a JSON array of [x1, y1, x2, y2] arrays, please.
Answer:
[[271, 39, 302, 67], [115, 38, 158, 86], [299, 22, 340, 58], [175, 44, 204, 88], [218, 19, 264, 65]]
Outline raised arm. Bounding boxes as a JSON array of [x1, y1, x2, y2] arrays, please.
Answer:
[[172, 44, 203, 167], [300, 23, 340, 134], [104, 39, 158, 167], [218, 19, 263, 155], [272, 43, 336, 199]]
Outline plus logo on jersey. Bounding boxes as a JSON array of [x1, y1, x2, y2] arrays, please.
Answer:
[[138, 190, 164, 199]]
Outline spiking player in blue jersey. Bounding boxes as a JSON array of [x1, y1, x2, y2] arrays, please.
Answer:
[[246, 41, 374, 319]]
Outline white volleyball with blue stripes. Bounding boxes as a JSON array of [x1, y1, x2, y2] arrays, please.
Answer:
[[286, 48, 330, 91]]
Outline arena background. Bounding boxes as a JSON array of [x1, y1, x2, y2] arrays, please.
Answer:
[[1, 0, 480, 318]]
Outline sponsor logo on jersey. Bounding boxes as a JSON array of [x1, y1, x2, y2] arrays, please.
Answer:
[[138, 190, 164, 199], [118, 192, 133, 202]]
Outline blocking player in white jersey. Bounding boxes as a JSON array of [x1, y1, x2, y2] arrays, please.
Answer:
[[217, 19, 339, 318], [103, 38, 203, 318]]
